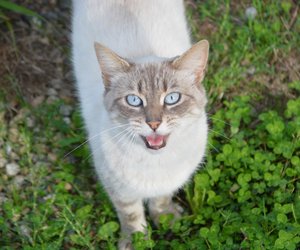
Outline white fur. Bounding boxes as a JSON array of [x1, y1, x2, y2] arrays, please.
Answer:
[[72, 0, 207, 201]]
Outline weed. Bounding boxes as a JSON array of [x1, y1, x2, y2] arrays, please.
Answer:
[[0, 0, 299, 249]]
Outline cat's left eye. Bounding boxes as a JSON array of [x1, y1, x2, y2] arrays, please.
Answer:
[[126, 94, 143, 107], [164, 92, 181, 105]]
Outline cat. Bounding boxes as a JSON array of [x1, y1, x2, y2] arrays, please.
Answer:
[[72, 1, 209, 249]]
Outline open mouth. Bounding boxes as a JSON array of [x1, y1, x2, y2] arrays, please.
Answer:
[[141, 134, 169, 150]]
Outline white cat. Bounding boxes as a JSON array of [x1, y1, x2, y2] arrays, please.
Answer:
[[72, 1, 209, 249]]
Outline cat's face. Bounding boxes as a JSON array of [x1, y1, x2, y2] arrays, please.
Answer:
[[95, 41, 209, 150]]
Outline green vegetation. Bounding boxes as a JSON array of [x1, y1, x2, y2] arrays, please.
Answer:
[[0, 0, 299, 249], [0, 0, 41, 46], [183, 95, 300, 249], [0, 0, 40, 18]]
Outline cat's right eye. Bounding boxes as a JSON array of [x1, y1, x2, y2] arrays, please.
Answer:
[[126, 95, 143, 107], [164, 92, 181, 105]]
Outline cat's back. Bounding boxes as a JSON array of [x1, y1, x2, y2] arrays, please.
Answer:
[[72, 0, 191, 58]]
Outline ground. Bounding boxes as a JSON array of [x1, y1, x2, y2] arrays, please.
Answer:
[[0, 0, 299, 249]]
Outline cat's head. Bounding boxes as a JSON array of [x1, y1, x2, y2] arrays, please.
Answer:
[[94, 41, 209, 150]]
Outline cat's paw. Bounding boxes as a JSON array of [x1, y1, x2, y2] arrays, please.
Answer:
[[118, 238, 133, 250], [149, 200, 183, 227], [171, 202, 184, 217]]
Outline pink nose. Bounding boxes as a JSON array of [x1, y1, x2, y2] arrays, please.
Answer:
[[146, 121, 161, 131]]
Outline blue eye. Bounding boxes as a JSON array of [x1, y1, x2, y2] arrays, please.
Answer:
[[164, 92, 181, 105], [126, 95, 143, 107]]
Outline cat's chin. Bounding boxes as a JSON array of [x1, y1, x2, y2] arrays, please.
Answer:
[[140, 134, 169, 150]]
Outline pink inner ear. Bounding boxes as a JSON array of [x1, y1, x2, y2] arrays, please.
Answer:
[[172, 41, 209, 82], [194, 66, 205, 83]]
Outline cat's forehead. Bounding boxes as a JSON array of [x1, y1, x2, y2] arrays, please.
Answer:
[[130, 62, 176, 92]]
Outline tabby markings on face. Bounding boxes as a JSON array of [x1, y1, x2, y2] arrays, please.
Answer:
[[94, 41, 209, 150]]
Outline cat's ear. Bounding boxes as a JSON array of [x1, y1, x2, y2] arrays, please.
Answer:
[[172, 40, 209, 84], [94, 42, 131, 88]]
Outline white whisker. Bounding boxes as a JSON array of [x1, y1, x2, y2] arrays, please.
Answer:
[[207, 142, 220, 153], [64, 123, 131, 158], [209, 129, 231, 141], [101, 127, 132, 149], [83, 127, 133, 163], [207, 115, 231, 126]]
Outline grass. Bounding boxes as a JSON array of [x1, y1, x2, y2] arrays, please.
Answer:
[[0, 0, 299, 249]]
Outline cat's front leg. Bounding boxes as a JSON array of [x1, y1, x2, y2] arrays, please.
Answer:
[[148, 195, 183, 226], [112, 198, 147, 250]]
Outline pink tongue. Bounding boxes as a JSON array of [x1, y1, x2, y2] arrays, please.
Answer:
[[146, 134, 165, 147]]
